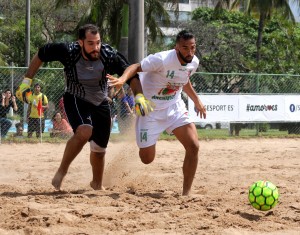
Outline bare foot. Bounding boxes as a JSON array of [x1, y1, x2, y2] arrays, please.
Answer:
[[90, 181, 105, 190], [52, 170, 66, 190], [182, 189, 191, 196]]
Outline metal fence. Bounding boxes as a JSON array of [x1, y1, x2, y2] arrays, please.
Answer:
[[1, 66, 300, 141]]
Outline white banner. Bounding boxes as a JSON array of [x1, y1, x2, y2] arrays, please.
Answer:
[[188, 94, 300, 122], [285, 95, 300, 121], [239, 95, 285, 121], [189, 95, 238, 122]]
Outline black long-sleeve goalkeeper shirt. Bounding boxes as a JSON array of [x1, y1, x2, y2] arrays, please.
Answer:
[[38, 42, 129, 106]]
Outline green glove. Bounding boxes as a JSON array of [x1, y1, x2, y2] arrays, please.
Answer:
[[16, 77, 32, 103], [135, 93, 154, 116]]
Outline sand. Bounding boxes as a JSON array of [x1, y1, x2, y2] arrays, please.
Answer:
[[0, 138, 300, 235]]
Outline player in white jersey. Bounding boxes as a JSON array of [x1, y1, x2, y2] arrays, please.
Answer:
[[107, 30, 206, 195]]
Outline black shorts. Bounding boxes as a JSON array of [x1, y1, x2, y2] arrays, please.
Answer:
[[63, 92, 111, 148], [28, 118, 45, 133]]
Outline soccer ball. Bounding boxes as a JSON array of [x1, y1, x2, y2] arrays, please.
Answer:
[[248, 180, 279, 211]]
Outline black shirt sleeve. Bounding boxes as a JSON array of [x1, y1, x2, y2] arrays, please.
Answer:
[[38, 42, 73, 65], [101, 44, 130, 76]]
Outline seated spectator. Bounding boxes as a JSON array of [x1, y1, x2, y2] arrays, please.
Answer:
[[0, 89, 18, 138], [58, 97, 67, 120], [13, 122, 24, 138], [49, 112, 73, 138]]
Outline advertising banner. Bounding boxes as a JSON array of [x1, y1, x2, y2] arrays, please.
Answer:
[[284, 95, 300, 121], [189, 95, 238, 122], [188, 94, 300, 122], [238, 95, 285, 121]]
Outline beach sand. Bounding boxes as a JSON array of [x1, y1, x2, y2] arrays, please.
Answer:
[[0, 138, 299, 234]]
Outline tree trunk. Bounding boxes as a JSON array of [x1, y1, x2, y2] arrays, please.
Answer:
[[118, 3, 129, 60]]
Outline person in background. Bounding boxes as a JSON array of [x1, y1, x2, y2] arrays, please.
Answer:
[[126, 87, 135, 111], [50, 111, 73, 138], [116, 87, 134, 134], [229, 85, 242, 136], [58, 97, 67, 120], [13, 122, 24, 138], [27, 83, 49, 138], [0, 89, 18, 138], [107, 30, 206, 196], [107, 86, 118, 122]]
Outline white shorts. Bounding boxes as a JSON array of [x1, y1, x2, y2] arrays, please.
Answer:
[[135, 100, 192, 148]]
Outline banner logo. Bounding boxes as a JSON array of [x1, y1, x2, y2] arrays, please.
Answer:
[[290, 104, 295, 112], [289, 104, 300, 112], [246, 104, 278, 112]]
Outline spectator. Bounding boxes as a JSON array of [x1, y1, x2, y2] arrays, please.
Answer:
[[50, 111, 73, 138], [27, 83, 49, 138], [58, 97, 67, 120], [116, 87, 134, 134], [107, 87, 118, 129], [13, 122, 24, 138], [230, 85, 242, 136], [0, 89, 18, 138], [126, 87, 135, 111], [107, 87, 117, 115]]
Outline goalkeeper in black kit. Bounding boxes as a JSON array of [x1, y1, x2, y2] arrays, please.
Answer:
[[16, 24, 153, 191]]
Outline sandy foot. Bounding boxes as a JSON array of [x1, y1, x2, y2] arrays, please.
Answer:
[[51, 170, 66, 190]]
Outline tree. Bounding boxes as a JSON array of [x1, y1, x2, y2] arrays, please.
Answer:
[[54, 0, 178, 50], [0, 16, 9, 66], [0, 0, 87, 66], [183, 7, 300, 93], [215, 0, 299, 71]]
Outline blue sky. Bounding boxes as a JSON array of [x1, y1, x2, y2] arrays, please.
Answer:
[[290, 0, 300, 22]]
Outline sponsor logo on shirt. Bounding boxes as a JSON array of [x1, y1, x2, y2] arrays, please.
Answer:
[[152, 82, 184, 101]]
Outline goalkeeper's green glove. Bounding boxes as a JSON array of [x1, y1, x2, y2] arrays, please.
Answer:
[[135, 93, 154, 116], [16, 77, 32, 103]]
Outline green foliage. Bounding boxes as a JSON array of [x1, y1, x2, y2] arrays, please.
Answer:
[[147, 36, 173, 55], [214, 0, 298, 73], [258, 123, 270, 132], [0, 0, 85, 66], [185, 7, 300, 76], [187, 8, 257, 73], [54, 0, 174, 50], [0, 17, 9, 66], [1, 0, 300, 77]]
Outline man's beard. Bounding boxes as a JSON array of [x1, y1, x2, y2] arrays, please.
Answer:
[[83, 45, 100, 61], [178, 50, 193, 64]]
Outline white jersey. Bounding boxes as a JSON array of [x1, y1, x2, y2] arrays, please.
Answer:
[[140, 49, 199, 110]]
